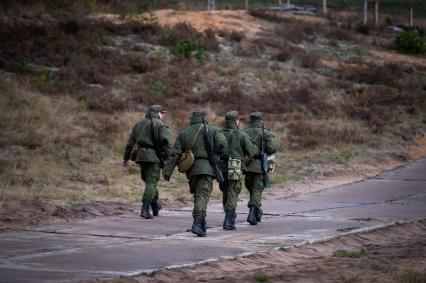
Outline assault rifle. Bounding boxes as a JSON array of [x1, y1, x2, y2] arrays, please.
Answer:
[[150, 117, 166, 168], [202, 117, 225, 184], [261, 125, 271, 188]]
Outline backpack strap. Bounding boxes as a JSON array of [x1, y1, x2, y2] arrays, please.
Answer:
[[226, 130, 235, 141], [254, 129, 263, 142], [190, 125, 204, 150]]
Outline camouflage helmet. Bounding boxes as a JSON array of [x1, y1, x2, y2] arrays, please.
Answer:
[[192, 107, 207, 118], [225, 111, 239, 122], [250, 112, 263, 121], [149, 105, 166, 113]]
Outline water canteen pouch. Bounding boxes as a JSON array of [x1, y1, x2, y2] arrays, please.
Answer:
[[267, 154, 277, 173], [178, 125, 203, 173], [178, 150, 194, 173], [228, 157, 242, 181], [130, 144, 139, 161]]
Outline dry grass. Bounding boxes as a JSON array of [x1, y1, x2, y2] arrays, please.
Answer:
[[0, 80, 137, 202], [0, 6, 425, 214]]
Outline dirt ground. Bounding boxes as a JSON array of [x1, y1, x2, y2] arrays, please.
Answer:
[[87, 219, 426, 283], [0, 200, 138, 231]]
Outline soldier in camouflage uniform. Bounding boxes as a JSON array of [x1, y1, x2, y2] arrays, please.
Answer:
[[122, 105, 172, 219], [220, 111, 257, 230], [243, 112, 279, 225], [163, 109, 227, 237]]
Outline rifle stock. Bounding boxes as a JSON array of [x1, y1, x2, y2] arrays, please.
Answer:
[[202, 118, 225, 183], [261, 125, 271, 188]]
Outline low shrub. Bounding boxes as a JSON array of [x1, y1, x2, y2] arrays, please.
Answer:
[[148, 81, 166, 96], [296, 51, 321, 69], [356, 24, 369, 35], [394, 30, 426, 54], [248, 9, 291, 23], [229, 30, 245, 42], [170, 38, 205, 61], [36, 70, 56, 88], [275, 44, 320, 69], [160, 23, 218, 51], [338, 63, 404, 87]]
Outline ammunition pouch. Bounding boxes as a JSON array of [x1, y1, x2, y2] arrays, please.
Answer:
[[228, 157, 242, 181]]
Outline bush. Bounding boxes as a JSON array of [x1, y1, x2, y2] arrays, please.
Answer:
[[148, 81, 166, 96], [394, 30, 426, 54], [275, 43, 320, 69], [229, 30, 245, 42], [356, 24, 369, 35], [160, 23, 218, 51], [170, 39, 205, 61], [36, 70, 56, 88]]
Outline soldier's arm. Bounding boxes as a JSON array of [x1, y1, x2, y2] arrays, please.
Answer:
[[265, 131, 279, 155], [242, 132, 257, 159], [162, 135, 183, 181], [123, 125, 137, 161], [213, 128, 228, 157], [159, 122, 173, 158]]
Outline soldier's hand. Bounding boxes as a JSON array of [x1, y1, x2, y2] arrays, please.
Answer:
[[163, 173, 170, 181], [122, 160, 129, 167]]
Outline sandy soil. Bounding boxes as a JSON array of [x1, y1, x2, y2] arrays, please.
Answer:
[[155, 10, 265, 36], [89, 219, 426, 283], [0, 200, 138, 231]]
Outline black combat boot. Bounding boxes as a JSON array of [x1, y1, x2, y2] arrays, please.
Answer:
[[192, 216, 206, 237], [223, 213, 233, 230], [202, 217, 207, 233], [151, 200, 162, 217], [247, 206, 258, 225], [140, 201, 153, 219], [228, 212, 237, 230], [255, 207, 263, 223]]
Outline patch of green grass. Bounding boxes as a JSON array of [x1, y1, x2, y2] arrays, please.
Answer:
[[64, 193, 86, 208], [254, 273, 270, 282], [332, 250, 368, 259], [148, 82, 166, 96], [302, 168, 314, 176], [394, 270, 426, 283], [270, 174, 300, 185], [170, 38, 205, 61], [334, 275, 361, 283], [329, 146, 368, 164], [14, 56, 32, 73], [36, 70, 56, 87], [0, 5, 5, 19]]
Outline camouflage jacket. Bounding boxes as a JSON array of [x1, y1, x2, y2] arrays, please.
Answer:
[[221, 122, 257, 172], [163, 115, 228, 179], [123, 111, 172, 164], [243, 121, 279, 174]]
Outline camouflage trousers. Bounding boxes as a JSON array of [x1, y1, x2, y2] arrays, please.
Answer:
[[219, 178, 242, 213], [189, 175, 213, 217], [244, 172, 264, 208], [140, 162, 160, 203]]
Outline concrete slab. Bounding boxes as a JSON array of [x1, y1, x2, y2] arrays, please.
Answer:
[[375, 158, 426, 181], [1, 158, 425, 282]]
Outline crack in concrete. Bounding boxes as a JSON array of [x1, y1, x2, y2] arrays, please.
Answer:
[[372, 177, 426, 182]]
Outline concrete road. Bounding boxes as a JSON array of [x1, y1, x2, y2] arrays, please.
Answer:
[[1, 159, 425, 282]]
